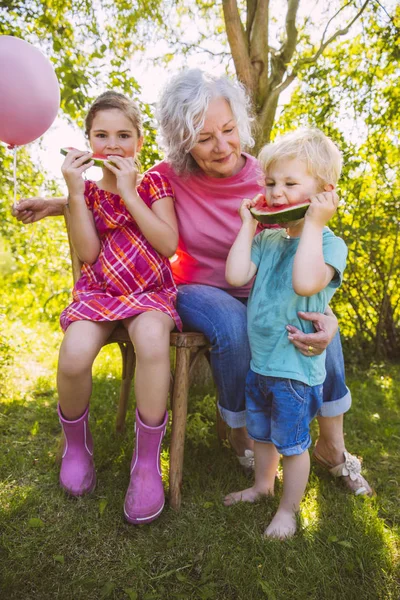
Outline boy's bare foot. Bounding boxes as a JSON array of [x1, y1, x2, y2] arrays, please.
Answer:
[[224, 485, 273, 506], [264, 508, 297, 539]]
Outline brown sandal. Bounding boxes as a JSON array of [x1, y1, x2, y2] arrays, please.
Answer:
[[313, 450, 374, 497]]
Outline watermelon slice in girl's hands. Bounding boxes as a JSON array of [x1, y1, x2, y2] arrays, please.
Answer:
[[60, 147, 112, 168], [250, 194, 310, 224]]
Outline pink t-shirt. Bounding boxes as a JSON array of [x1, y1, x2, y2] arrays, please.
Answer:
[[148, 153, 264, 297]]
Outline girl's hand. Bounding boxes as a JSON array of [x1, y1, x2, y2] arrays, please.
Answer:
[[61, 149, 93, 198], [103, 156, 138, 201], [305, 191, 339, 228]]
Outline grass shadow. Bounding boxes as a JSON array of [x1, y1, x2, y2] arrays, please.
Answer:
[[1, 355, 399, 599]]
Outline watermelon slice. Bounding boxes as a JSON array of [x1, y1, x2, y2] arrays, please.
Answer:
[[250, 196, 310, 224], [60, 147, 111, 167]]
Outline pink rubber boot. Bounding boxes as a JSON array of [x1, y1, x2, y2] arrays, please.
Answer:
[[58, 404, 96, 496], [124, 409, 168, 524]]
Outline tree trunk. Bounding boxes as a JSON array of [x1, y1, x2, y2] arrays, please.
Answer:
[[222, 0, 370, 153]]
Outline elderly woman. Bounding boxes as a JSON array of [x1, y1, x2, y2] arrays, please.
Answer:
[[13, 69, 371, 495]]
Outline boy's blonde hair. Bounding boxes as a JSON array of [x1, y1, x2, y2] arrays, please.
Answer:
[[258, 128, 343, 188]]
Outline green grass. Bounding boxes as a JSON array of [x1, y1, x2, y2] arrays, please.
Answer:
[[0, 323, 399, 599]]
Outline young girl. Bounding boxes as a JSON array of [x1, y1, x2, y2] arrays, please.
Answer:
[[58, 91, 181, 525]]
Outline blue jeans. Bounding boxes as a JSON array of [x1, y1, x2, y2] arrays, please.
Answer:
[[246, 371, 323, 455], [177, 284, 351, 428]]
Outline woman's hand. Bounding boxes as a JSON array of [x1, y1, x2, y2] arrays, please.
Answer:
[[103, 156, 139, 202], [61, 149, 93, 199], [12, 197, 66, 223], [286, 310, 339, 356]]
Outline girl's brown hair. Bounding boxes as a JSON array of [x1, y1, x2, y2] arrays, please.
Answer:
[[85, 91, 143, 139]]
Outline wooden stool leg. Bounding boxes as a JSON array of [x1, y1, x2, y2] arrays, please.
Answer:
[[116, 343, 135, 432], [169, 346, 190, 510]]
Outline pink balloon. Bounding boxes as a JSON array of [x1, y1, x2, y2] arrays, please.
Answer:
[[0, 36, 60, 147]]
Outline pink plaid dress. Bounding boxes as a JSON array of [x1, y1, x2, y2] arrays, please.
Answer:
[[60, 172, 182, 331]]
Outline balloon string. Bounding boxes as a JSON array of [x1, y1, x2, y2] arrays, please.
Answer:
[[10, 145, 35, 245], [13, 146, 17, 208]]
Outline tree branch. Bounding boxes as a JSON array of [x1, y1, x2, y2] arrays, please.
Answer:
[[271, 71, 297, 97], [249, 0, 270, 101], [280, 0, 300, 64], [246, 0, 257, 43], [268, 0, 299, 92], [319, 1, 355, 47], [295, 1, 370, 70], [222, 0, 254, 92], [173, 40, 231, 59]]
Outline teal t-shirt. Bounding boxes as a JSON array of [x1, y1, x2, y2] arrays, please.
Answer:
[[248, 227, 347, 386]]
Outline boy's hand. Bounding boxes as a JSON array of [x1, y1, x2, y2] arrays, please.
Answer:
[[239, 194, 262, 225], [305, 191, 339, 228], [61, 149, 93, 198], [103, 156, 138, 201]]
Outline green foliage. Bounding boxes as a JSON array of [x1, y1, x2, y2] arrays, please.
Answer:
[[0, 0, 162, 326], [1, 217, 72, 325], [0, 0, 165, 164], [0, 315, 14, 394], [0, 2, 399, 360], [0, 142, 72, 324], [0, 0, 164, 123], [275, 9, 400, 360]]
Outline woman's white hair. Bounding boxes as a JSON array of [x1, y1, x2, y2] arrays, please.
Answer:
[[156, 68, 254, 174]]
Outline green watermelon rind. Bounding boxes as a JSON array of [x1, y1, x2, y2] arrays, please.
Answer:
[[60, 147, 109, 168], [250, 202, 310, 224]]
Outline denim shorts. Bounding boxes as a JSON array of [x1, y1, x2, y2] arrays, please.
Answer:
[[177, 284, 351, 428], [245, 370, 323, 455]]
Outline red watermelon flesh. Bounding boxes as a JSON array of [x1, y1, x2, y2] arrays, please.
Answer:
[[250, 194, 310, 224], [60, 147, 111, 167]]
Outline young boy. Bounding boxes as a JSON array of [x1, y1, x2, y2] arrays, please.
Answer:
[[224, 128, 347, 539]]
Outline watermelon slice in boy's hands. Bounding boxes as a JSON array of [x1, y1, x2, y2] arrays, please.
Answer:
[[249, 193, 310, 225], [60, 147, 112, 168]]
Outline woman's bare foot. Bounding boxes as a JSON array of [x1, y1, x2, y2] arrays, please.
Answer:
[[224, 485, 273, 506], [314, 438, 345, 467], [264, 508, 297, 539], [228, 427, 255, 473]]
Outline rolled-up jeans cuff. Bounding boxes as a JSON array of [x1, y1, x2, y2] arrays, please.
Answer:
[[218, 403, 246, 428], [318, 387, 352, 417]]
